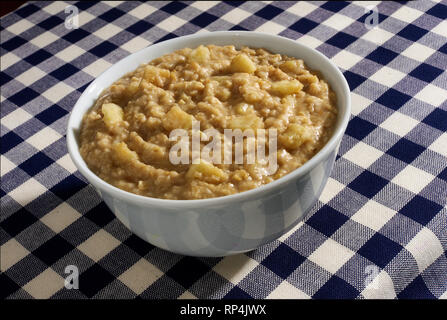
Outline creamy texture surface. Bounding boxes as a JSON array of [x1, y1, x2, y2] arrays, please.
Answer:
[[79, 45, 337, 199]]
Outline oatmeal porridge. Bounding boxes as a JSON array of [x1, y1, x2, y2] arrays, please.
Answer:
[[79, 45, 337, 200]]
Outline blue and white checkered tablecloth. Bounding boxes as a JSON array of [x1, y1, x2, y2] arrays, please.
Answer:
[[1, 1, 446, 299]]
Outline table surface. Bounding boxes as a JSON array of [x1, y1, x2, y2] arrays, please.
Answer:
[[1, 1, 446, 299], [1, 1, 28, 18]]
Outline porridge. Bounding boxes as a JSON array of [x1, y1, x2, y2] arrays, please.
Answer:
[[79, 45, 337, 200]]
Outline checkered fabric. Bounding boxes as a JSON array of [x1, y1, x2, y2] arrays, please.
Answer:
[[1, 1, 446, 300]]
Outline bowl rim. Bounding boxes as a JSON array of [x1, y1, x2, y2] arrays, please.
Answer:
[[67, 31, 351, 207]]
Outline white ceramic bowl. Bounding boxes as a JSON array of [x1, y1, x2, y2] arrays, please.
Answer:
[[67, 31, 351, 257]]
